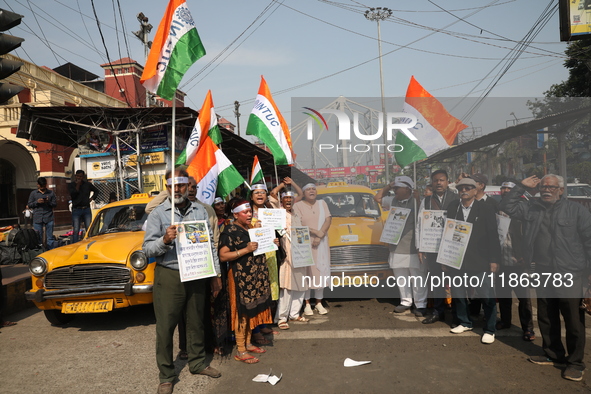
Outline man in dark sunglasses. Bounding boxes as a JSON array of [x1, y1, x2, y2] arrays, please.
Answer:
[[445, 177, 501, 345], [501, 174, 591, 382]]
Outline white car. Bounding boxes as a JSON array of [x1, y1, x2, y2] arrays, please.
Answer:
[[567, 183, 591, 199]]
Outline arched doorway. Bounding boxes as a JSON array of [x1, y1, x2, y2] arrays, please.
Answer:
[[0, 158, 16, 219]]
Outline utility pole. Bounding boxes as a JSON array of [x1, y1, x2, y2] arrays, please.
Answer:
[[133, 12, 152, 107], [365, 7, 392, 183], [234, 101, 241, 135]]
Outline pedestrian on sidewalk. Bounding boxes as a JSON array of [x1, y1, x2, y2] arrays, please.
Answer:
[[27, 177, 57, 249]]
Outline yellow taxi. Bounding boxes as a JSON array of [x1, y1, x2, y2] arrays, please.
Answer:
[[25, 193, 155, 325], [317, 182, 391, 283]]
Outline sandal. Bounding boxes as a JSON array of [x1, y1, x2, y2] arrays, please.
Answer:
[[289, 316, 310, 323], [246, 345, 267, 354], [260, 327, 278, 335], [1, 321, 16, 327], [278, 321, 290, 330], [523, 330, 536, 341], [234, 352, 259, 364], [251, 333, 271, 345]]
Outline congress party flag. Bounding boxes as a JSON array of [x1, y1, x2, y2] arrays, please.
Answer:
[[249, 155, 264, 185], [140, 0, 205, 101], [176, 90, 222, 166], [394, 76, 468, 168], [188, 136, 245, 204], [246, 76, 294, 165]]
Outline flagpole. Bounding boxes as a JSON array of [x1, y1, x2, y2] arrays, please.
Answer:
[[273, 159, 280, 188], [413, 161, 418, 220], [171, 95, 176, 225]]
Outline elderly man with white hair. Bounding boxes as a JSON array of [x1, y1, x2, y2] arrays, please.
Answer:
[[375, 176, 427, 317], [501, 174, 591, 382]]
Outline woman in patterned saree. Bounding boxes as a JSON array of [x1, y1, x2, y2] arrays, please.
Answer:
[[218, 199, 278, 364]]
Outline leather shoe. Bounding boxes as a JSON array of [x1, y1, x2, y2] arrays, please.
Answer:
[[194, 366, 221, 378], [157, 382, 173, 394], [422, 313, 444, 324]]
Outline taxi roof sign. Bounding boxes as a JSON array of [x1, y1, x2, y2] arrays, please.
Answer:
[[130, 193, 149, 199], [326, 182, 347, 187]]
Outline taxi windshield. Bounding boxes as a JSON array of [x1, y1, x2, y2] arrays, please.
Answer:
[[319, 193, 381, 218], [88, 204, 148, 237]]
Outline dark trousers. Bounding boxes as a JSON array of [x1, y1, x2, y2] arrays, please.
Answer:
[[496, 265, 534, 333], [153, 265, 207, 383], [537, 295, 586, 370], [426, 254, 446, 316]]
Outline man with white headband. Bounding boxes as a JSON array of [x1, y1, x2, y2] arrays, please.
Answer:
[[143, 168, 223, 392], [496, 180, 535, 342], [375, 176, 427, 317]]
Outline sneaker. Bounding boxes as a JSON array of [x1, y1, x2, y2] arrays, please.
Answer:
[[562, 367, 584, 382], [303, 304, 314, 316], [393, 305, 411, 313], [450, 325, 473, 334], [481, 333, 495, 344], [315, 303, 328, 315], [528, 356, 566, 367], [193, 366, 221, 378], [413, 308, 427, 318]]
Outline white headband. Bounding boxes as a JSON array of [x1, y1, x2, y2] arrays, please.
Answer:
[[302, 183, 316, 191], [251, 183, 267, 191], [281, 191, 295, 198], [167, 177, 189, 186], [213, 197, 224, 204], [501, 181, 516, 188], [232, 202, 250, 213]]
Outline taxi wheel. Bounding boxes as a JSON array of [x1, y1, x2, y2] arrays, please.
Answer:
[[44, 310, 75, 326]]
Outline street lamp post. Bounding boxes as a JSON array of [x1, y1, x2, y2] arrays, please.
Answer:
[[365, 7, 392, 184]]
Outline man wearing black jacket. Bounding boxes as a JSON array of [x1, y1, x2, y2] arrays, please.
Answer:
[[68, 170, 100, 243], [446, 177, 501, 344], [500, 174, 591, 382]]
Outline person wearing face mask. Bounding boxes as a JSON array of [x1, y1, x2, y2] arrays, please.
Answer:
[[143, 168, 223, 394], [446, 177, 501, 345], [501, 174, 591, 382], [375, 176, 427, 317]]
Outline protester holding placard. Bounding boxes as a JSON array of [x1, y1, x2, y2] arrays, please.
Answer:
[[445, 177, 501, 345], [376, 176, 427, 317], [495, 181, 535, 342], [293, 182, 332, 316], [218, 199, 276, 364], [143, 168, 222, 385], [415, 170, 459, 324], [276, 190, 311, 329]]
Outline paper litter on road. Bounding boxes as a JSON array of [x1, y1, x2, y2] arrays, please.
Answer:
[[344, 358, 371, 367], [252, 369, 282, 385]]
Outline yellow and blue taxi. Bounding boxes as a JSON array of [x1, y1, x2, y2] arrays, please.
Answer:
[[317, 182, 391, 282], [25, 193, 155, 325]]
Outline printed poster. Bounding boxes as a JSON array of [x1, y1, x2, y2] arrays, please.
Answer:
[[436, 218, 473, 270], [496, 213, 511, 246], [419, 210, 447, 253], [248, 226, 279, 256], [176, 220, 217, 282], [258, 208, 287, 230], [379, 207, 411, 245], [290, 226, 314, 268]]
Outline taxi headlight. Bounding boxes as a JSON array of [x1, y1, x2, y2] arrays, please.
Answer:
[[129, 250, 148, 270], [30, 257, 47, 276]]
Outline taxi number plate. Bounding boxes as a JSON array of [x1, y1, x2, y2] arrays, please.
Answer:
[[62, 299, 114, 314]]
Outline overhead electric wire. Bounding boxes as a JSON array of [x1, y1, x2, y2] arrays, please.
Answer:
[[89, 0, 132, 107]]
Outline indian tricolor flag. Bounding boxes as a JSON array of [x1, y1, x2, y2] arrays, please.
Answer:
[[249, 155, 264, 185], [394, 76, 468, 168], [246, 76, 294, 165], [140, 0, 206, 101], [188, 136, 245, 204], [176, 90, 222, 166]]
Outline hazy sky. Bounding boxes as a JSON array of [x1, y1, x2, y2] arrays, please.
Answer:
[[4, 0, 571, 165]]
